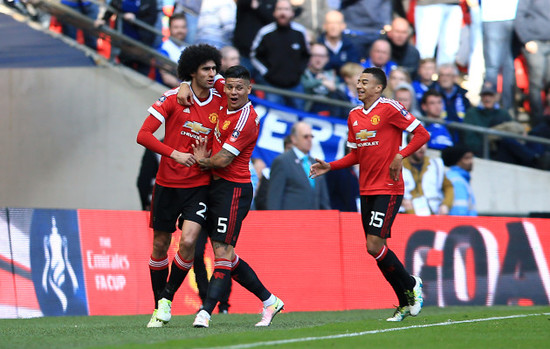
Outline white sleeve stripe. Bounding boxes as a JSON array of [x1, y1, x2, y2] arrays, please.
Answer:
[[347, 141, 357, 149], [164, 88, 178, 96], [223, 143, 240, 156], [385, 98, 404, 111], [406, 119, 421, 132], [147, 107, 165, 123], [235, 106, 250, 131]]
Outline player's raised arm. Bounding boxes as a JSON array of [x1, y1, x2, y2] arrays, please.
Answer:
[[176, 82, 193, 106], [310, 158, 331, 178]]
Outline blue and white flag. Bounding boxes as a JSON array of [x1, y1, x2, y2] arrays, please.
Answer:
[[250, 95, 351, 167]]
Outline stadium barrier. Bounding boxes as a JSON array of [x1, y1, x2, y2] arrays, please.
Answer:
[[1, 208, 549, 318]]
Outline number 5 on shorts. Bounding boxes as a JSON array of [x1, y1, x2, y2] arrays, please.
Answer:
[[217, 217, 228, 233]]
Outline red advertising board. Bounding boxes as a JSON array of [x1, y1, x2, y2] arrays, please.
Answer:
[[78, 210, 550, 316], [2, 208, 549, 318]]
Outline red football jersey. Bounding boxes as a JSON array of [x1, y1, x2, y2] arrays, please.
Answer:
[[346, 97, 422, 195], [147, 87, 224, 188], [212, 101, 259, 183]]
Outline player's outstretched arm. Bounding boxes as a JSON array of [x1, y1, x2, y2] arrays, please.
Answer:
[[310, 158, 331, 178]]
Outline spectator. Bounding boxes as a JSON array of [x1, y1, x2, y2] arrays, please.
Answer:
[[463, 84, 513, 157], [251, 0, 310, 110], [319, 9, 361, 72], [412, 58, 436, 107], [401, 142, 454, 215], [254, 135, 292, 210], [98, 0, 158, 76], [301, 43, 347, 115], [158, 13, 188, 87], [173, 0, 201, 44], [361, 39, 397, 76], [527, 86, 550, 169], [421, 89, 454, 150], [340, 0, 392, 60], [290, 0, 329, 33], [387, 16, 420, 78], [433, 63, 471, 129], [490, 120, 540, 168], [514, 0, 550, 127], [414, 0, 463, 66], [136, 144, 161, 211], [442, 146, 477, 216], [60, 0, 99, 50], [338, 62, 364, 107], [325, 147, 360, 212], [267, 121, 331, 210], [233, 0, 276, 78], [481, 0, 518, 113], [394, 82, 422, 117], [220, 45, 241, 74], [461, 0, 484, 105], [384, 66, 412, 98], [195, 0, 236, 49]]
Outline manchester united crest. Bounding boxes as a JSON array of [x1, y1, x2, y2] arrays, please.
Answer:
[[209, 113, 218, 124], [371, 115, 380, 125]]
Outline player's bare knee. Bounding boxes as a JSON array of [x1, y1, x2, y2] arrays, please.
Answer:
[[179, 235, 196, 251], [152, 239, 170, 256], [366, 240, 385, 257], [366, 244, 380, 257]]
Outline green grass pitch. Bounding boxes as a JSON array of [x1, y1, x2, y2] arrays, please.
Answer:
[[1, 306, 549, 349]]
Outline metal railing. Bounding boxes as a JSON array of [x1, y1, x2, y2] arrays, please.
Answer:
[[24, 0, 550, 163]]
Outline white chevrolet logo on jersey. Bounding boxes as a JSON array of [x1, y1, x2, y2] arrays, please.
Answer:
[[183, 121, 211, 134], [356, 129, 377, 140]]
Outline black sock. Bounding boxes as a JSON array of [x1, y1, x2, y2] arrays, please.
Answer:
[[231, 255, 271, 302], [202, 258, 232, 314], [378, 264, 409, 307], [194, 232, 209, 303], [149, 255, 169, 308], [160, 251, 193, 301], [375, 246, 414, 306]]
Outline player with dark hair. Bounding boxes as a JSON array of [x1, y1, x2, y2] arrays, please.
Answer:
[[177, 44, 222, 82], [191, 65, 284, 328], [310, 67, 430, 322], [136, 44, 224, 328]]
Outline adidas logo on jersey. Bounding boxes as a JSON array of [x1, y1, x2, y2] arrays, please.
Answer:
[[353, 120, 358, 126], [183, 108, 190, 113]]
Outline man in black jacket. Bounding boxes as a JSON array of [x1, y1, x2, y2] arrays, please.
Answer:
[[233, 0, 276, 78], [250, 0, 310, 110]]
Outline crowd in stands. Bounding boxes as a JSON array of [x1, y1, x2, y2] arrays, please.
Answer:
[[8, 0, 550, 214]]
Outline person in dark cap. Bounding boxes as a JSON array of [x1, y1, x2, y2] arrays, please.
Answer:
[[463, 83, 513, 157], [442, 146, 477, 216]]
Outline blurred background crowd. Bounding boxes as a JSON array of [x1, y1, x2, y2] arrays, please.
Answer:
[[5, 0, 550, 215]]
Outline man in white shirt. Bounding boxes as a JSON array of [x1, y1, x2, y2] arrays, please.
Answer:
[[158, 13, 188, 87]]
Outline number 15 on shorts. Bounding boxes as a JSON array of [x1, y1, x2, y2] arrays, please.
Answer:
[[370, 211, 385, 228]]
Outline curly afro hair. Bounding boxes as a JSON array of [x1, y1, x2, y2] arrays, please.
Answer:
[[177, 44, 222, 81]]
